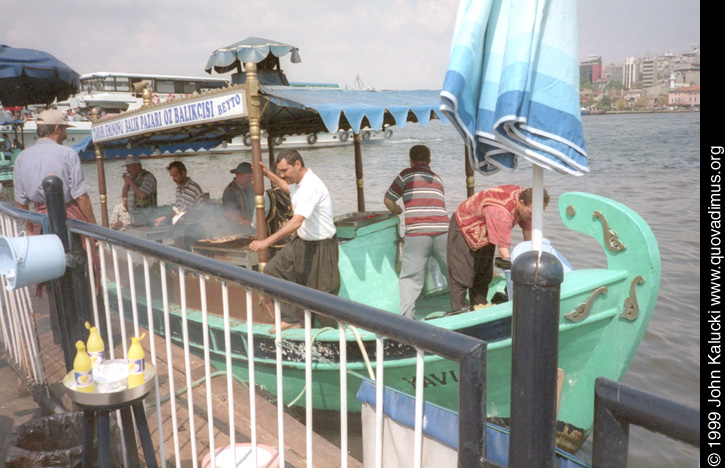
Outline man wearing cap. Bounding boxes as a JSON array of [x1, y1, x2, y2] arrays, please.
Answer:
[[223, 162, 254, 226], [120, 156, 157, 225], [14, 109, 96, 227]]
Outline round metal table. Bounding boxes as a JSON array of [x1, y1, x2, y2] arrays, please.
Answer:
[[64, 363, 158, 468]]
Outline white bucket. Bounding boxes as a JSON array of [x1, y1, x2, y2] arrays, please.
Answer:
[[0, 233, 66, 290], [201, 443, 280, 468]]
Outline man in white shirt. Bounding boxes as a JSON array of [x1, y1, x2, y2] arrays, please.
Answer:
[[250, 149, 340, 327]]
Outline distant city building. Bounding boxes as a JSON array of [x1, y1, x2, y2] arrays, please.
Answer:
[[608, 63, 624, 86], [668, 86, 700, 108], [639, 56, 659, 87], [623, 56, 638, 89], [580, 55, 602, 83]]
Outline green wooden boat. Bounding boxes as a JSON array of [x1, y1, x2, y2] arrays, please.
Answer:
[[108, 190, 660, 452]]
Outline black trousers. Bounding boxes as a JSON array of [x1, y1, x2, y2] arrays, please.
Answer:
[[264, 235, 340, 325], [446, 217, 496, 310]]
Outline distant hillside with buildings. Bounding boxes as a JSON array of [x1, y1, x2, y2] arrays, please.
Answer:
[[579, 44, 700, 112]]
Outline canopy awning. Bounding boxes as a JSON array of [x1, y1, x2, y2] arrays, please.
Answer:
[[261, 87, 446, 134], [87, 84, 446, 158], [205, 37, 302, 75]]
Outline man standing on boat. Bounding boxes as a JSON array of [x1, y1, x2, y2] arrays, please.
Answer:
[[14, 109, 97, 226], [447, 185, 548, 311], [249, 149, 340, 327], [384, 145, 449, 318], [223, 162, 255, 227], [119, 156, 157, 227]]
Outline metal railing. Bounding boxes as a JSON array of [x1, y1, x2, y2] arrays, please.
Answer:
[[0, 178, 490, 468], [591, 377, 700, 468], [0, 180, 703, 467], [0, 205, 56, 408]]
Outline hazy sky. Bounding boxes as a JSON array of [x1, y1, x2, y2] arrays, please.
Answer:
[[2, 0, 699, 91]]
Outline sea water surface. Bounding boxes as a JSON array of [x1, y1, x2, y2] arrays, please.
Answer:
[[84, 111, 700, 467]]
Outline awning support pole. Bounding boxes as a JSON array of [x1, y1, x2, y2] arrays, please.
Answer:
[[91, 107, 109, 228], [465, 146, 475, 197], [245, 62, 269, 270], [267, 134, 276, 171], [353, 133, 365, 212]]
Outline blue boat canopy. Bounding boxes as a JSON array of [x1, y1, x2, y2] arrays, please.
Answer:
[[86, 84, 446, 158], [205, 37, 301, 75], [261, 86, 446, 134]]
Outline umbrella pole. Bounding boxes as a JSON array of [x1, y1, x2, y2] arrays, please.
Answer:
[[353, 133, 365, 212], [245, 62, 269, 270], [465, 146, 475, 197], [531, 164, 545, 252], [91, 107, 109, 228]]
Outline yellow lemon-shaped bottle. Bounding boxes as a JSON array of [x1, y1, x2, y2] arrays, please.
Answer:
[[74, 341, 95, 393], [85, 321, 105, 369], [127, 333, 146, 389]]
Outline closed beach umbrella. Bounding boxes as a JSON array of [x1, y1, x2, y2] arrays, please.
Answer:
[[0, 45, 80, 107], [439, 0, 588, 248]]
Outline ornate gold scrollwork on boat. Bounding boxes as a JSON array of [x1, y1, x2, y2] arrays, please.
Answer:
[[593, 210, 626, 252], [565, 286, 608, 322], [621, 275, 645, 321]]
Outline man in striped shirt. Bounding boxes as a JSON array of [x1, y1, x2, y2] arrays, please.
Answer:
[[384, 145, 449, 318], [154, 161, 206, 248]]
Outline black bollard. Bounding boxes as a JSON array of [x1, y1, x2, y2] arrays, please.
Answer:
[[508, 250, 563, 468], [43, 175, 84, 371]]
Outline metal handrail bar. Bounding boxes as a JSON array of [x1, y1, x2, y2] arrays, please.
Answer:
[[0, 203, 49, 232], [65, 218, 485, 361], [592, 377, 700, 468]]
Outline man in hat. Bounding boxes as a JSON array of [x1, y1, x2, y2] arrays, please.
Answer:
[[14, 109, 96, 227], [223, 162, 254, 226], [119, 156, 157, 226]]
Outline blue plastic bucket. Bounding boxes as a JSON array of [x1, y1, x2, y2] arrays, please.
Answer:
[[0, 233, 66, 290]]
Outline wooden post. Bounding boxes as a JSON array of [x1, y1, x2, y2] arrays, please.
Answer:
[[91, 107, 109, 227], [465, 146, 475, 198], [353, 132, 365, 212], [245, 62, 269, 270]]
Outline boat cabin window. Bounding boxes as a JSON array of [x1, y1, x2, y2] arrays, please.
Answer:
[[156, 80, 175, 94], [114, 78, 131, 92], [99, 77, 116, 92]]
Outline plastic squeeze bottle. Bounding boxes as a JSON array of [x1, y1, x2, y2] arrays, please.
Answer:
[[85, 321, 105, 369], [127, 333, 146, 389], [74, 341, 95, 393]]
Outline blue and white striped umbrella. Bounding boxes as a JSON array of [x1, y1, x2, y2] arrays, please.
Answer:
[[439, 0, 588, 177]]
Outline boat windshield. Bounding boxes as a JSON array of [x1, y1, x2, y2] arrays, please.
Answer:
[[80, 75, 227, 95]]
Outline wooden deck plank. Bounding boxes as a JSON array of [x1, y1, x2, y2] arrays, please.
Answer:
[[31, 294, 362, 467]]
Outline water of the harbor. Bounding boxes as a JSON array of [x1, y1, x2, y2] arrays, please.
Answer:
[[83, 111, 700, 467]]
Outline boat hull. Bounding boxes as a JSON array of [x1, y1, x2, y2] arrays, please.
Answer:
[[107, 192, 660, 453]]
